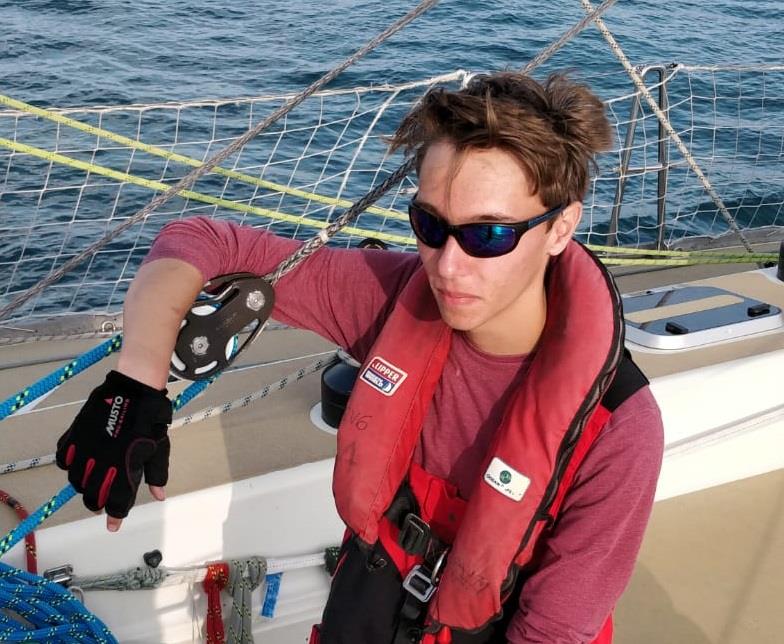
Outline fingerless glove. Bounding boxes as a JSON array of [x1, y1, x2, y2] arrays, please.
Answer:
[[56, 370, 173, 518]]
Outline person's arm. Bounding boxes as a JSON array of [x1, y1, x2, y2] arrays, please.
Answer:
[[59, 216, 418, 531], [142, 216, 419, 362], [505, 388, 664, 643], [116, 258, 204, 389]]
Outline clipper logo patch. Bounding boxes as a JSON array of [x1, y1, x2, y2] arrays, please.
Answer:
[[360, 356, 408, 396], [484, 456, 530, 502]]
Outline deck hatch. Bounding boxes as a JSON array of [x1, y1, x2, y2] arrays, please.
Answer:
[[622, 285, 783, 349]]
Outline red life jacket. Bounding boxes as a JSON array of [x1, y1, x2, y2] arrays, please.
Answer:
[[318, 241, 635, 642]]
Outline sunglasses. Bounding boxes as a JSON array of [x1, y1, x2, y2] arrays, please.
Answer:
[[408, 198, 565, 258]]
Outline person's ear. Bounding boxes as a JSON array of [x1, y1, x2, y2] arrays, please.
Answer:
[[546, 201, 582, 257]]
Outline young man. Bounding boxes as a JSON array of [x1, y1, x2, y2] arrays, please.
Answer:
[[57, 72, 663, 643]]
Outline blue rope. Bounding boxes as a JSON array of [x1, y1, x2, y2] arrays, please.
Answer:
[[0, 335, 122, 421], [173, 373, 217, 409], [0, 487, 77, 558], [0, 561, 117, 643]]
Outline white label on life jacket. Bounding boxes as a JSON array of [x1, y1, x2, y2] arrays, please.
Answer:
[[484, 457, 530, 502], [359, 356, 408, 397]]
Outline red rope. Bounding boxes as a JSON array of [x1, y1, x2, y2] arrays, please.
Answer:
[[0, 489, 37, 574], [203, 562, 229, 644]]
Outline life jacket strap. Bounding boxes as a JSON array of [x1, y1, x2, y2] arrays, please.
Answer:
[[384, 477, 453, 568], [398, 512, 451, 562], [384, 478, 455, 643]]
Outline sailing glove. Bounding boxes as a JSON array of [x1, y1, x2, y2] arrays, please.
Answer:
[[55, 370, 173, 519]]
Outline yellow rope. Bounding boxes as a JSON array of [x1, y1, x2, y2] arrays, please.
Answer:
[[0, 137, 414, 246], [589, 246, 778, 262], [0, 94, 407, 222], [586, 244, 757, 257], [600, 255, 777, 266], [1, 135, 776, 267]]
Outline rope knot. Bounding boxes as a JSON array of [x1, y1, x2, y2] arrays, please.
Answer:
[[203, 562, 230, 644], [227, 557, 267, 643]]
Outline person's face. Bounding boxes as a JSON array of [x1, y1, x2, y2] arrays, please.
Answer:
[[415, 140, 578, 353]]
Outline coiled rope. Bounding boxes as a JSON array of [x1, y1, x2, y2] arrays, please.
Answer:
[[0, 561, 117, 642], [63, 552, 326, 643], [227, 558, 266, 644]]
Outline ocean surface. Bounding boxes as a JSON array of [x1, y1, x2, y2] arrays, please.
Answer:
[[3, 0, 783, 105], [1, 0, 783, 318]]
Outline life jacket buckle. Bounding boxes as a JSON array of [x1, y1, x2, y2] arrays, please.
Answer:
[[402, 550, 447, 604], [402, 565, 438, 603], [398, 512, 431, 556]]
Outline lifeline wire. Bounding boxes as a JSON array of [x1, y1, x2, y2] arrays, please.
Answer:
[[521, 0, 618, 74]]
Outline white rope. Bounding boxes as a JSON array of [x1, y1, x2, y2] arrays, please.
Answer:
[[171, 354, 337, 428], [1, 454, 55, 475], [70, 551, 328, 592], [602, 64, 680, 106], [579, 0, 754, 253], [0, 354, 338, 475]]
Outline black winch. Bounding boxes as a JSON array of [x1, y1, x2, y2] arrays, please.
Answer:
[[319, 350, 360, 429]]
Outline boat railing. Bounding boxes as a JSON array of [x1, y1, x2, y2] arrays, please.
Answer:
[[608, 64, 672, 249], [1, 62, 782, 326]]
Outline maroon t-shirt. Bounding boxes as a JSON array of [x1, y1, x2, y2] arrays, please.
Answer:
[[145, 217, 664, 643]]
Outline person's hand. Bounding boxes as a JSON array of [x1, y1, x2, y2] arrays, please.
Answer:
[[55, 370, 172, 531]]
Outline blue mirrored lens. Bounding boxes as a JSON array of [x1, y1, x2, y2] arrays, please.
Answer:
[[459, 224, 518, 257], [409, 202, 522, 257], [410, 205, 448, 247]]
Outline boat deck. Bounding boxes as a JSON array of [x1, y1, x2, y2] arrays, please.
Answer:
[[616, 468, 784, 644]]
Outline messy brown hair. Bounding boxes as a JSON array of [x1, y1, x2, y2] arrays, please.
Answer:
[[389, 71, 613, 208]]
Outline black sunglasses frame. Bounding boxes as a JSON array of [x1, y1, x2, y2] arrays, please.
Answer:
[[408, 197, 565, 258]]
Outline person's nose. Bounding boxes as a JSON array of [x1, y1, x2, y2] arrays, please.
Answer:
[[435, 234, 470, 279]]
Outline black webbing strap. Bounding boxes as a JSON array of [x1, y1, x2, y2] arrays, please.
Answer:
[[386, 481, 451, 643], [601, 349, 649, 412]]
